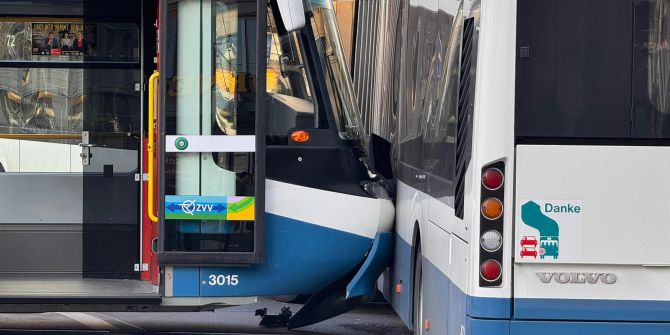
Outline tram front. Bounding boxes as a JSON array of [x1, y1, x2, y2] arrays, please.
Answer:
[[157, 0, 394, 327]]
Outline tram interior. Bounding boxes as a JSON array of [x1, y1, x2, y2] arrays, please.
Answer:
[[0, 0, 160, 302]]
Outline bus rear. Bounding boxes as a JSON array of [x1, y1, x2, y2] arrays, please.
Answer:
[[511, 0, 670, 332]]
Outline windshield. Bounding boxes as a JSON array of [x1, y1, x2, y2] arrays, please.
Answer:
[[306, 0, 364, 143]]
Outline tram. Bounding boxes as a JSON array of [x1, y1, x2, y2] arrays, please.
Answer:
[[0, 0, 393, 328]]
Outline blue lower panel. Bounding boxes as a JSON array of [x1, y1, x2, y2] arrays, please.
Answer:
[[172, 213, 373, 297], [389, 234, 413, 327], [510, 320, 670, 335], [468, 319, 670, 335], [468, 318, 510, 335], [390, 234, 511, 334], [346, 232, 394, 299], [515, 298, 670, 322]]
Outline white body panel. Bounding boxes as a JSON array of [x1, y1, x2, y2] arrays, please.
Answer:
[[266, 179, 394, 238], [515, 145, 670, 265], [515, 263, 670, 301], [467, 0, 516, 301], [514, 145, 670, 301]]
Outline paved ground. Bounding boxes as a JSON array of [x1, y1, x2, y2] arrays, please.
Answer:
[[0, 300, 411, 334]]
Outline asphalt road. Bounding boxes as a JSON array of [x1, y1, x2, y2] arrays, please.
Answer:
[[0, 300, 411, 335]]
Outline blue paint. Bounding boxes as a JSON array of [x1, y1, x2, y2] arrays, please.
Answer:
[[172, 213, 373, 297], [468, 318, 510, 335], [346, 232, 394, 299], [509, 320, 670, 335], [469, 295, 511, 319], [390, 234, 670, 334], [172, 267, 200, 296], [390, 234, 511, 330], [389, 234, 413, 328], [515, 298, 670, 322], [422, 256, 451, 334]]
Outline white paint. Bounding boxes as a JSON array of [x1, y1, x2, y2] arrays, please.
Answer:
[[515, 263, 670, 301], [468, 0, 517, 301], [266, 179, 394, 239], [166, 135, 255, 153], [56, 312, 116, 330], [516, 145, 670, 265]]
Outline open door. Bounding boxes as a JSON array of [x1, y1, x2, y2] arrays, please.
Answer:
[[158, 0, 266, 265], [0, 0, 159, 300]]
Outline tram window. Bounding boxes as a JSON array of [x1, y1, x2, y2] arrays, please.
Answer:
[[164, 152, 255, 253], [265, 9, 317, 142], [308, 1, 364, 142], [212, 1, 257, 137]]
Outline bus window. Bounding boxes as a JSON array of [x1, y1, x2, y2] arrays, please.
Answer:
[[632, 0, 670, 138], [422, 8, 461, 182], [515, 0, 632, 139]]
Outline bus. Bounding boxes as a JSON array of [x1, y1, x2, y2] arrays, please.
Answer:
[[351, 0, 670, 334], [0, 0, 393, 328]]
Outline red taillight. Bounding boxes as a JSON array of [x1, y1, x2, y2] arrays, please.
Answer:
[[480, 259, 502, 282], [482, 168, 504, 190]]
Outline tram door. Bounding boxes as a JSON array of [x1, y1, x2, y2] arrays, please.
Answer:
[[0, 0, 147, 280], [158, 0, 265, 265]]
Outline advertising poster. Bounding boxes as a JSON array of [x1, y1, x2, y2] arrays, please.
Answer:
[[31, 22, 96, 57]]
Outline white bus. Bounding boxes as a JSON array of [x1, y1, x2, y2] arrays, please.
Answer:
[[352, 0, 670, 334]]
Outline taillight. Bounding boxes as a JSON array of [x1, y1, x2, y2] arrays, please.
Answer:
[[481, 198, 503, 220], [480, 230, 502, 252], [479, 161, 505, 287], [480, 259, 502, 282], [482, 168, 504, 190]]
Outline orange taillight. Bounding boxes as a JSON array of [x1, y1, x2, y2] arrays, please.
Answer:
[[290, 130, 310, 143], [481, 197, 503, 220]]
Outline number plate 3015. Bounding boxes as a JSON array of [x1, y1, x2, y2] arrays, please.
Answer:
[[206, 274, 239, 286]]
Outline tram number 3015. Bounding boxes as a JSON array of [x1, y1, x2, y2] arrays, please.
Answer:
[[206, 274, 239, 286]]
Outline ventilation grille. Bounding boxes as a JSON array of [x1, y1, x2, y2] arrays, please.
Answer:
[[454, 17, 475, 219]]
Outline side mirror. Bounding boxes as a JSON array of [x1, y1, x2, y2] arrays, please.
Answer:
[[274, 0, 306, 32], [367, 133, 393, 180]]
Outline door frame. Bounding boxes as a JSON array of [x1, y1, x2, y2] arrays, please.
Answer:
[[156, 0, 266, 265]]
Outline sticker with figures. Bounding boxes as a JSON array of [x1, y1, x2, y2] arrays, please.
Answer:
[[516, 200, 582, 263]]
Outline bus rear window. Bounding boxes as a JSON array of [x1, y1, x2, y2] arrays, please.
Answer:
[[516, 0, 670, 140]]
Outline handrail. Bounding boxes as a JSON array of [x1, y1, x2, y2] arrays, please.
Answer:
[[0, 134, 82, 140], [148, 71, 160, 223]]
